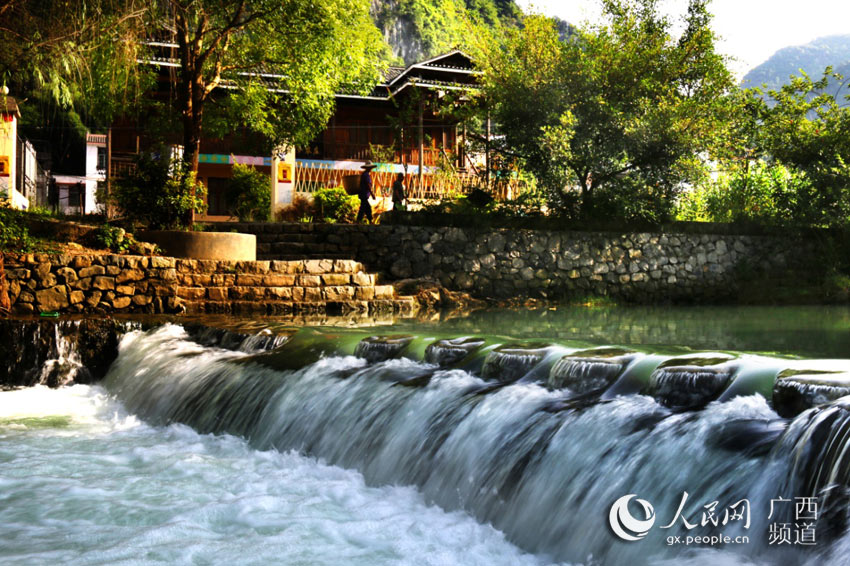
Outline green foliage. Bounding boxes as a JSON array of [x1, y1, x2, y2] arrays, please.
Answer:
[[89, 224, 134, 253], [313, 187, 358, 223], [1, 1, 152, 125], [167, 0, 387, 158], [759, 70, 850, 226], [675, 162, 811, 224], [373, 0, 521, 64], [707, 69, 850, 227], [227, 163, 271, 222], [474, 1, 734, 222], [110, 148, 207, 230], [368, 144, 396, 163], [0, 208, 36, 252]]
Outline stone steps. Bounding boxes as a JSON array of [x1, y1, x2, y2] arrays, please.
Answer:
[[171, 258, 411, 315], [176, 283, 394, 302], [179, 297, 418, 315], [257, 255, 353, 262], [6, 254, 417, 316], [255, 236, 357, 261]]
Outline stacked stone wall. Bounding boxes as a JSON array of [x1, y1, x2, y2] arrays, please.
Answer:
[[4, 254, 414, 315], [240, 223, 817, 302]]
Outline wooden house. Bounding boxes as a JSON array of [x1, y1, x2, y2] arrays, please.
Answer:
[[107, 50, 483, 220]]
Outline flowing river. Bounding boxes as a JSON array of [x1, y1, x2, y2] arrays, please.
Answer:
[[4, 306, 850, 565]]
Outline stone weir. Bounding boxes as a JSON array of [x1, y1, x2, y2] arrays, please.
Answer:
[[3, 253, 417, 316]]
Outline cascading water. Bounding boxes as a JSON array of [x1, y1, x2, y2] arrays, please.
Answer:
[[7, 310, 850, 566], [89, 324, 850, 565]]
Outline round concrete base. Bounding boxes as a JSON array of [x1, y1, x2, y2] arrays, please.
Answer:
[[139, 230, 256, 261]]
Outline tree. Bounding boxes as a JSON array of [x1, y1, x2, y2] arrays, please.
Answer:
[[154, 0, 386, 173], [0, 0, 149, 120], [474, 0, 734, 221], [759, 69, 850, 225]]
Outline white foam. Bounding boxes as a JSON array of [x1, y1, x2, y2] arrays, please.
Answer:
[[0, 385, 555, 566]]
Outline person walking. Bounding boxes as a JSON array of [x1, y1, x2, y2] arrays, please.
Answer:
[[391, 173, 407, 211], [356, 161, 376, 223]]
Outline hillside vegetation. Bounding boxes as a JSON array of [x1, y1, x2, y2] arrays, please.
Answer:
[[370, 0, 522, 64], [743, 35, 850, 100]]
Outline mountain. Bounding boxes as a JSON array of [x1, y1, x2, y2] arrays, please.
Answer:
[[742, 35, 850, 99], [370, 0, 522, 64]]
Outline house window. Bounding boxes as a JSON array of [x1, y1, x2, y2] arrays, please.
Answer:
[[96, 147, 107, 172]]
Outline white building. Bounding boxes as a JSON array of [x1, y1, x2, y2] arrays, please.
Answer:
[[52, 133, 106, 215]]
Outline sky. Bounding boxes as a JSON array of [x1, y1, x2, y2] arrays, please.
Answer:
[[517, 0, 850, 78]]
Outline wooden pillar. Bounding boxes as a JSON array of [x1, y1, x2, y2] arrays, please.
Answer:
[[330, 115, 336, 160], [462, 123, 467, 170], [417, 98, 424, 193], [485, 113, 491, 187], [106, 128, 113, 219]]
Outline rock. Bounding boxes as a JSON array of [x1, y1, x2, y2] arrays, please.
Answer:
[[35, 285, 69, 312], [425, 337, 486, 366], [648, 355, 737, 409], [773, 370, 850, 418], [85, 291, 102, 307], [354, 335, 414, 363], [55, 267, 78, 283], [116, 268, 145, 284], [481, 343, 551, 383], [390, 259, 413, 279], [116, 285, 135, 295], [549, 347, 637, 393], [150, 256, 176, 269], [131, 241, 159, 255], [79, 265, 106, 278], [34, 262, 51, 280], [93, 276, 116, 291]]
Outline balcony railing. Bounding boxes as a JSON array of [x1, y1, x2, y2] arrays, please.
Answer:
[[109, 154, 137, 178], [86, 133, 108, 147], [321, 143, 444, 167]]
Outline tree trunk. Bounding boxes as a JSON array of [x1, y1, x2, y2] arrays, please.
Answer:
[[176, 13, 204, 229], [576, 172, 591, 217]]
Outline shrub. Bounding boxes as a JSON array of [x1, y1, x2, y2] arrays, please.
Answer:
[[110, 147, 207, 230], [226, 162, 271, 221], [89, 224, 133, 253], [675, 162, 811, 225], [0, 208, 35, 252], [313, 187, 358, 223], [275, 195, 315, 222]]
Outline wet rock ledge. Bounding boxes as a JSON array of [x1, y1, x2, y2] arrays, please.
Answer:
[[0, 318, 131, 388]]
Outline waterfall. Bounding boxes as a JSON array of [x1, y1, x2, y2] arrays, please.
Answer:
[[100, 324, 850, 565]]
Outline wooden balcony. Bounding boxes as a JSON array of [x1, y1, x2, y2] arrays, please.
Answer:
[[322, 143, 444, 167], [109, 154, 137, 178]]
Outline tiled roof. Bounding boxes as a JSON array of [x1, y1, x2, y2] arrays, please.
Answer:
[[383, 66, 406, 82], [139, 46, 479, 100], [1, 96, 20, 116]]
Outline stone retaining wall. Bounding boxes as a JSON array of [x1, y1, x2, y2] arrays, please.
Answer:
[[3, 253, 415, 315], [235, 222, 818, 302]]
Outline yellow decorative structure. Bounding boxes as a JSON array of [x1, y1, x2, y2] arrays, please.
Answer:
[[0, 94, 28, 209], [271, 145, 296, 214]]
